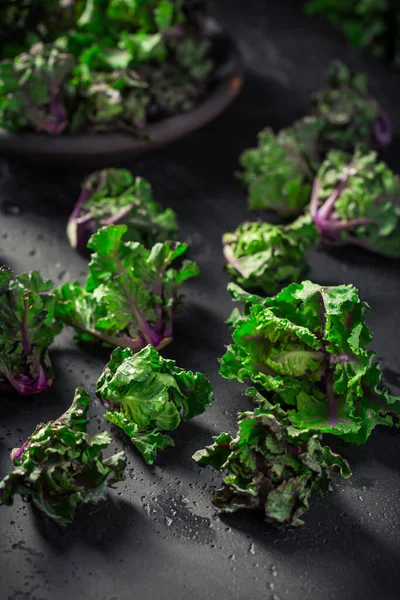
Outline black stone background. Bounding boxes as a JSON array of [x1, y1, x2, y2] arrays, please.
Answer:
[[0, 1, 399, 599]]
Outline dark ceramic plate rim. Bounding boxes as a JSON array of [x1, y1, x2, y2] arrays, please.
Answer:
[[0, 29, 243, 167]]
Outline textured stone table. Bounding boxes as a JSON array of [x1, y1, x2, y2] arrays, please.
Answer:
[[0, 1, 399, 599]]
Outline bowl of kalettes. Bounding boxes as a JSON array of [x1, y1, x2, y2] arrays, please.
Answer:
[[0, 0, 243, 166]]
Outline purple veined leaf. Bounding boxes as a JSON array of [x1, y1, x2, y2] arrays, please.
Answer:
[[56, 224, 198, 352], [66, 169, 178, 251], [310, 148, 400, 257], [0, 267, 61, 395], [220, 279, 400, 444], [0, 389, 127, 525]]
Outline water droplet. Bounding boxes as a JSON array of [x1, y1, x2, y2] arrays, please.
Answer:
[[271, 565, 277, 577], [229, 554, 235, 561]]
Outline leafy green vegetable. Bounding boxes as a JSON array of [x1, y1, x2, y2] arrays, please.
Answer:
[[306, 0, 400, 65], [238, 62, 390, 215], [97, 344, 213, 464], [223, 214, 318, 295], [220, 281, 400, 443], [311, 61, 392, 153], [70, 68, 150, 134], [0, 267, 61, 395], [310, 148, 400, 258], [67, 169, 178, 250], [0, 1, 214, 134], [56, 224, 199, 351], [193, 397, 350, 527], [0, 42, 75, 133], [0, 388, 126, 525], [237, 118, 320, 216]]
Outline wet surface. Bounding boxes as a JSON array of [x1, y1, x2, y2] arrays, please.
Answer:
[[0, 1, 400, 599]]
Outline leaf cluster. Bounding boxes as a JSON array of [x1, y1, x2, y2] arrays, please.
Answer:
[[194, 398, 350, 527], [310, 148, 400, 258], [67, 168, 178, 250], [0, 267, 61, 395], [237, 61, 390, 217], [223, 214, 318, 295], [0, 1, 213, 134], [306, 0, 400, 65], [0, 388, 127, 525], [220, 281, 400, 444], [97, 344, 213, 463], [56, 224, 199, 351]]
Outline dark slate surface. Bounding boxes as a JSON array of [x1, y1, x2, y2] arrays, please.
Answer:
[[1, 1, 400, 599]]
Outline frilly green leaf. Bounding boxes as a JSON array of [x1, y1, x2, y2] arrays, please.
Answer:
[[0, 388, 127, 525], [220, 280, 400, 443], [97, 344, 213, 464]]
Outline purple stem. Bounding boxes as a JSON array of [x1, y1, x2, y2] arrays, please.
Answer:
[[101, 203, 135, 226], [162, 307, 174, 340], [11, 439, 30, 463], [46, 95, 68, 135], [309, 177, 320, 218], [325, 368, 338, 427], [79, 322, 148, 351], [69, 170, 107, 224], [318, 166, 354, 221], [318, 216, 376, 233], [21, 301, 32, 356], [7, 362, 51, 396], [69, 185, 91, 223], [114, 239, 161, 346], [74, 212, 94, 226]]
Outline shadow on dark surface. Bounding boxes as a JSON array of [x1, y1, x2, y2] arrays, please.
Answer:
[[382, 367, 400, 393], [0, 387, 60, 428], [31, 496, 138, 552], [51, 343, 112, 371], [313, 427, 400, 476], [164, 302, 230, 371], [109, 418, 213, 476], [320, 244, 400, 273], [220, 494, 398, 596], [158, 420, 215, 470]]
